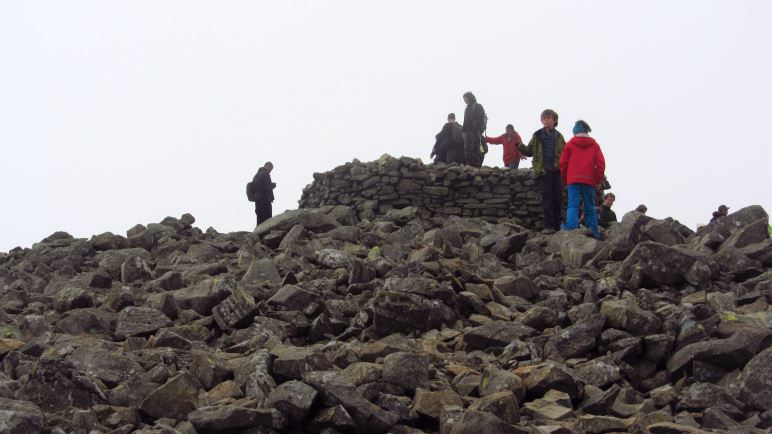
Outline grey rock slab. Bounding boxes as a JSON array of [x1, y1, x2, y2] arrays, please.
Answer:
[[188, 406, 287, 431], [264, 380, 318, 421], [600, 299, 661, 336], [448, 409, 527, 434], [544, 315, 605, 361], [464, 320, 538, 350], [115, 306, 172, 338], [382, 352, 429, 392], [213, 287, 258, 330], [739, 346, 772, 411], [0, 397, 45, 434], [140, 371, 202, 420], [171, 276, 233, 315]]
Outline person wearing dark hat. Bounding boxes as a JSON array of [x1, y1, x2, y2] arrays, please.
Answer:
[[519, 109, 566, 234], [711, 205, 729, 222], [635, 204, 648, 214], [559, 120, 606, 239]]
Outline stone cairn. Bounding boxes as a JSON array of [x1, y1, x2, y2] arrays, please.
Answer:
[[0, 163, 770, 433], [300, 155, 557, 229]]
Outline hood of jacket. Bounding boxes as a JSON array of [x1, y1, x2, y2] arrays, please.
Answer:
[[570, 135, 598, 148]]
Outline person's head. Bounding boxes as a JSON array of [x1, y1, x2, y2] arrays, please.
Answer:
[[505, 124, 515, 136], [718, 204, 729, 215], [635, 204, 648, 214], [263, 161, 273, 172], [447, 113, 456, 122], [603, 193, 616, 207], [572, 120, 591, 135], [463, 91, 477, 105], [541, 109, 558, 129]]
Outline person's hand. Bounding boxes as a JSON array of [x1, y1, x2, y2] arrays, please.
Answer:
[[519, 154, 527, 160], [430, 152, 435, 158]]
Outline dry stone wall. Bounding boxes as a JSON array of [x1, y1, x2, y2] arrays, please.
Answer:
[[299, 155, 551, 228]]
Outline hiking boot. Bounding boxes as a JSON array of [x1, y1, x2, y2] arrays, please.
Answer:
[[541, 228, 556, 235]]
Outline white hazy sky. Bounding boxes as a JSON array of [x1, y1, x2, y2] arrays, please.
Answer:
[[2, 1, 771, 251]]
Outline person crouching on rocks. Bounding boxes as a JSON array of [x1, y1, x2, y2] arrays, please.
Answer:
[[252, 162, 276, 227], [485, 124, 526, 169], [559, 120, 606, 239]]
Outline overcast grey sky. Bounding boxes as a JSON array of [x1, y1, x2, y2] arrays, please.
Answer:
[[2, 1, 771, 251]]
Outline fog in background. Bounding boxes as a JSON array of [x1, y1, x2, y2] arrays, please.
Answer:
[[2, 1, 771, 251]]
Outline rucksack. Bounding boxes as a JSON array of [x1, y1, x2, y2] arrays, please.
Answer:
[[246, 181, 257, 202], [477, 104, 487, 133], [450, 123, 464, 145]]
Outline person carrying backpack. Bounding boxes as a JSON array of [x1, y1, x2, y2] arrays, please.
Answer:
[[462, 91, 487, 167], [431, 113, 465, 164], [247, 162, 276, 227]]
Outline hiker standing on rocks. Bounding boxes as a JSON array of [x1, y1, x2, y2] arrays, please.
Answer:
[[461, 91, 487, 168], [251, 162, 276, 227], [710, 204, 729, 222], [599, 192, 617, 229], [431, 113, 465, 164], [560, 120, 606, 239], [519, 109, 566, 234], [485, 124, 526, 169]]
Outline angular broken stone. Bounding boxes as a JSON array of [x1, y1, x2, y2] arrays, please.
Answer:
[[115, 306, 172, 338], [264, 380, 318, 421], [212, 287, 258, 330]]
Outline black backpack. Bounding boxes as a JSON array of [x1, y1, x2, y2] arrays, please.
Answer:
[[450, 123, 464, 145], [246, 181, 258, 202]]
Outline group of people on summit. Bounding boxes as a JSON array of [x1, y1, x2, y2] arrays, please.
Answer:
[[248, 91, 732, 236], [432, 93, 609, 239]]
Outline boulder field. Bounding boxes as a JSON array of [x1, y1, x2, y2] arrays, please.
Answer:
[[0, 204, 770, 433]]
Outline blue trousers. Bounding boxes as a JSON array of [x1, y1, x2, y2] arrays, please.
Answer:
[[506, 161, 520, 169], [563, 183, 600, 238]]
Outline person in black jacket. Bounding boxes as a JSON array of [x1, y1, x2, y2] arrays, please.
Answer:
[[598, 193, 617, 229], [431, 113, 464, 164], [253, 162, 276, 226], [462, 91, 487, 167]]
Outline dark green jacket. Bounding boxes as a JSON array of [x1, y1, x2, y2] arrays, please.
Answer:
[[520, 128, 566, 178]]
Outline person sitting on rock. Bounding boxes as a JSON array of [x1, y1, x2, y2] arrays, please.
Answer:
[[485, 124, 526, 169], [710, 204, 729, 222], [252, 162, 276, 227], [462, 91, 487, 168], [598, 192, 617, 229], [559, 120, 606, 239], [519, 109, 566, 234]]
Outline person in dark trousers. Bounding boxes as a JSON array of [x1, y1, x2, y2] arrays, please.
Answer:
[[710, 204, 729, 222], [252, 162, 276, 226], [485, 124, 526, 169], [560, 120, 606, 239], [461, 91, 487, 167], [598, 192, 617, 229], [431, 113, 464, 164], [519, 109, 566, 234]]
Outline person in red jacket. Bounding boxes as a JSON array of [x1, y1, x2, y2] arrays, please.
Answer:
[[560, 120, 606, 239], [485, 124, 526, 169]]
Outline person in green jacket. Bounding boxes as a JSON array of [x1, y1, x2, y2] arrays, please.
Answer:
[[519, 109, 566, 233]]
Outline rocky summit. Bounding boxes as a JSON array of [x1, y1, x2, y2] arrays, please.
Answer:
[[0, 198, 771, 433]]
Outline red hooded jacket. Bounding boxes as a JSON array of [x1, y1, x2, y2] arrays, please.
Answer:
[[485, 132, 522, 166], [560, 135, 605, 186]]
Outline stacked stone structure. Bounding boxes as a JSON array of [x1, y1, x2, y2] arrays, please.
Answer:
[[300, 155, 563, 228]]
